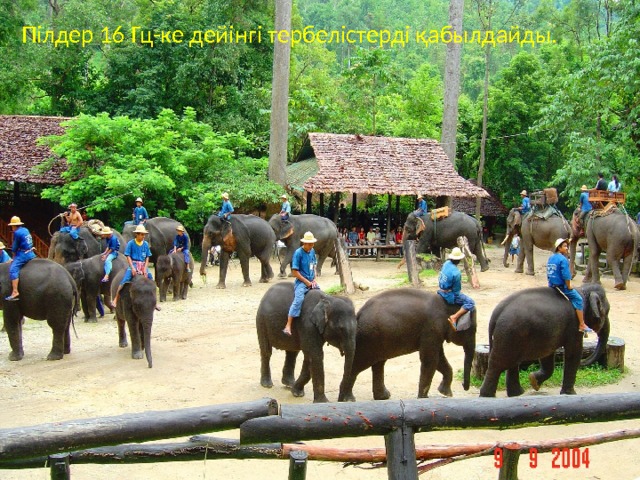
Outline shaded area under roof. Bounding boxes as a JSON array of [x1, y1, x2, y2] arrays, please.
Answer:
[[298, 133, 489, 198], [0, 115, 70, 185]]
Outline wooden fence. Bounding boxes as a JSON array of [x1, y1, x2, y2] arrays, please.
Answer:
[[0, 217, 49, 258], [2, 394, 640, 479]]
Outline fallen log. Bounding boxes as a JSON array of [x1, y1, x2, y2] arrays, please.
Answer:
[[240, 393, 640, 444], [0, 398, 278, 462]]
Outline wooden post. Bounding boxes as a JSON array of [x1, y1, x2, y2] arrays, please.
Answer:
[[49, 453, 70, 480], [334, 238, 355, 294], [306, 192, 312, 214], [319, 193, 325, 217], [404, 240, 421, 287], [457, 235, 480, 288], [606, 337, 625, 372], [472, 344, 490, 379], [288, 450, 308, 480], [497, 447, 520, 480], [385, 425, 418, 480]]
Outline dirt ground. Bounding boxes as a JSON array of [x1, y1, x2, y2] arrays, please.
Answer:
[[1, 244, 639, 480]]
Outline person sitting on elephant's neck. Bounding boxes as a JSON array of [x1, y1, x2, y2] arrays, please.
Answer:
[[283, 231, 319, 336], [217, 192, 234, 235], [279, 194, 291, 223], [132, 197, 149, 226], [112, 225, 153, 308], [5, 216, 36, 301], [100, 227, 120, 283], [0, 241, 12, 264], [595, 172, 607, 191], [517, 190, 531, 216], [437, 247, 476, 331], [60, 203, 83, 240], [413, 195, 428, 227], [171, 225, 191, 273], [547, 238, 593, 334], [578, 185, 593, 232]]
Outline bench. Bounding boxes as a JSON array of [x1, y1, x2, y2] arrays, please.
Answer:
[[343, 244, 402, 261]]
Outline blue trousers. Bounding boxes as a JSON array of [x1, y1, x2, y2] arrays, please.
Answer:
[[554, 286, 583, 310], [104, 252, 118, 276], [120, 267, 153, 285], [60, 226, 79, 239], [288, 282, 311, 317], [9, 251, 36, 280], [438, 290, 475, 311]]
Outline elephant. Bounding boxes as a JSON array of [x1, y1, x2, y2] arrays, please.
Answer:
[[255, 282, 357, 403], [404, 212, 489, 272], [64, 252, 128, 322], [582, 209, 639, 290], [123, 217, 182, 262], [479, 283, 610, 397], [155, 252, 194, 302], [0, 259, 78, 361], [339, 288, 477, 402], [268, 214, 338, 278], [199, 214, 275, 288], [49, 226, 103, 264], [110, 269, 157, 368], [502, 207, 573, 275]]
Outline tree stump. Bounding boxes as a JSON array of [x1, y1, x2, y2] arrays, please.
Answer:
[[472, 345, 490, 380], [605, 337, 625, 372]]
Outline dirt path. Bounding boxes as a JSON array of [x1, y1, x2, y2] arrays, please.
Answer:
[[1, 244, 639, 479]]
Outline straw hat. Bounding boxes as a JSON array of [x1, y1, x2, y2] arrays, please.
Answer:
[[554, 238, 567, 251], [0, 241, 5, 249], [448, 247, 465, 260], [133, 225, 148, 234], [300, 231, 317, 243], [221, 192, 229, 200], [581, 185, 588, 191], [135, 197, 143, 203], [101, 227, 113, 235], [8, 216, 23, 226], [417, 195, 423, 200], [176, 225, 185, 232], [281, 194, 288, 199], [520, 190, 527, 196]]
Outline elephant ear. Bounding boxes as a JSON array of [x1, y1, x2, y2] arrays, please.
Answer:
[[588, 292, 602, 323], [310, 295, 331, 336]]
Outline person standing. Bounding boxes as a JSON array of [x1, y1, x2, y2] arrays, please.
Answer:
[[279, 194, 291, 222], [100, 227, 120, 283], [112, 225, 153, 308], [518, 190, 531, 215], [0, 241, 12, 264], [547, 238, 593, 333], [60, 203, 83, 239], [608, 175, 621, 193], [509, 233, 520, 264], [132, 197, 149, 226], [5, 216, 36, 301], [437, 247, 476, 330], [595, 172, 607, 191], [282, 231, 319, 336], [171, 225, 191, 273]]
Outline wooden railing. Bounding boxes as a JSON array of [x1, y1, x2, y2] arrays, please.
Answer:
[[0, 218, 49, 258]]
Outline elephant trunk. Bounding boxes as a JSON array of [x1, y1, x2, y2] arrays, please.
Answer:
[[581, 314, 609, 367], [200, 234, 211, 277], [502, 232, 513, 267], [143, 318, 153, 369], [569, 238, 578, 278], [462, 342, 475, 391], [337, 337, 356, 402]]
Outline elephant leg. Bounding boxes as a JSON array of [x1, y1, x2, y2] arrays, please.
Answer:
[[529, 355, 554, 393], [5, 313, 25, 361], [85, 291, 98, 323], [505, 366, 525, 397], [479, 353, 505, 397], [239, 252, 252, 287], [588, 244, 602, 284], [514, 248, 525, 274], [217, 253, 230, 289], [259, 254, 274, 283], [172, 273, 180, 301], [371, 361, 390, 400], [128, 317, 144, 360], [475, 239, 489, 272], [46, 317, 66, 360], [117, 315, 128, 348], [436, 349, 453, 397], [417, 353, 439, 398], [524, 243, 535, 275], [338, 369, 358, 403], [80, 288, 90, 321], [279, 249, 293, 277], [63, 319, 71, 354], [609, 251, 626, 290], [560, 340, 581, 395], [291, 357, 311, 398], [307, 348, 329, 403], [281, 350, 298, 387]]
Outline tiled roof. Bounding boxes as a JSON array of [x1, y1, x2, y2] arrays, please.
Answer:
[[0, 115, 70, 185], [452, 180, 509, 216], [300, 133, 489, 198]]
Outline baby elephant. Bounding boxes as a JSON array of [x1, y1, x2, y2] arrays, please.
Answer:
[[155, 252, 194, 302], [110, 270, 158, 368]]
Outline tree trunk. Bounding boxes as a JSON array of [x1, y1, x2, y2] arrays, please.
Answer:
[[268, 0, 292, 185], [441, 0, 463, 166], [476, 43, 491, 220]]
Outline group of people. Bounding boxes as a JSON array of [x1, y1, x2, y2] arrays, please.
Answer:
[[339, 226, 403, 257]]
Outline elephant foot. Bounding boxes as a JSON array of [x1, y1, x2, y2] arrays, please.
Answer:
[[506, 386, 525, 397], [281, 376, 295, 388], [480, 265, 489, 272], [119, 341, 128, 348], [9, 350, 24, 361], [313, 394, 330, 403], [132, 351, 144, 360], [291, 387, 305, 398], [47, 351, 64, 361], [373, 387, 391, 400], [438, 383, 453, 397], [242, 281, 252, 287], [278, 273, 287, 279], [525, 271, 535, 276], [216, 283, 227, 289], [560, 387, 577, 395], [85, 318, 97, 323], [528, 372, 540, 391], [614, 282, 626, 290], [514, 268, 524, 274], [338, 392, 356, 402], [259, 278, 270, 283], [261, 377, 273, 388]]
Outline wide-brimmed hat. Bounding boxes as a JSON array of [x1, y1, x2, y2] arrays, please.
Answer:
[[176, 225, 185, 232], [281, 194, 287, 199], [8, 216, 23, 226], [520, 190, 527, 196], [581, 185, 588, 191], [101, 227, 112, 235], [135, 197, 143, 203], [417, 195, 423, 199], [554, 238, 567, 251], [133, 225, 148, 234], [221, 192, 229, 200], [300, 231, 317, 243], [0, 241, 5, 249], [448, 247, 465, 260]]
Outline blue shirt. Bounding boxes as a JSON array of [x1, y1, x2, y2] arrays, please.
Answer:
[[348, 231, 359, 243], [280, 201, 291, 215], [417, 199, 427, 215], [124, 239, 152, 262], [218, 200, 234, 218], [579, 192, 592, 213], [438, 260, 462, 304], [173, 233, 190, 250], [105, 235, 120, 253], [521, 196, 531, 214], [547, 252, 571, 288], [133, 206, 149, 225], [607, 180, 620, 192], [0, 250, 11, 263], [12, 226, 34, 253], [291, 247, 317, 286]]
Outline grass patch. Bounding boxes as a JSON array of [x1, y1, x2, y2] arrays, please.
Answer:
[[459, 363, 624, 390], [324, 284, 345, 295]]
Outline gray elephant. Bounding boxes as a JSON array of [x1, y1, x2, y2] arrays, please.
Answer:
[[0, 259, 78, 361], [255, 282, 357, 403], [64, 253, 128, 322], [339, 288, 477, 401], [199, 214, 275, 288], [110, 269, 157, 368], [583, 209, 639, 290], [49, 227, 103, 264], [479, 283, 610, 397], [503, 207, 573, 275], [155, 252, 194, 302], [404, 212, 489, 272], [123, 217, 182, 262], [268, 214, 337, 278]]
